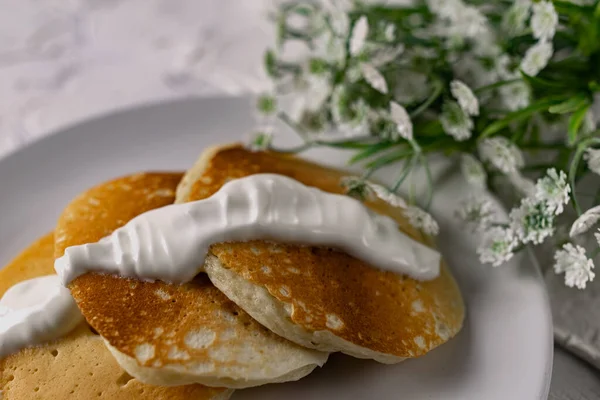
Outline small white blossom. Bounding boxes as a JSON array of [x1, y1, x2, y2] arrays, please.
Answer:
[[478, 137, 525, 174], [368, 182, 408, 208], [531, 1, 558, 41], [534, 168, 570, 215], [502, 0, 531, 37], [361, 63, 389, 94], [371, 45, 404, 67], [247, 132, 272, 152], [584, 148, 600, 175], [595, 229, 600, 246], [440, 101, 473, 141], [510, 198, 555, 245], [404, 206, 440, 236], [500, 80, 531, 111], [460, 154, 487, 189], [340, 176, 375, 201], [520, 40, 553, 76], [426, 0, 464, 20], [477, 226, 518, 267], [450, 80, 479, 116], [455, 196, 496, 232], [570, 205, 600, 237], [350, 16, 369, 56], [384, 24, 396, 41], [389, 101, 413, 140], [507, 172, 536, 196], [446, 4, 488, 39], [554, 244, 595, 289], [289, 75, 332, 122]]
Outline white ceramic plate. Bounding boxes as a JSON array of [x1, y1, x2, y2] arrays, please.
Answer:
[[0, 98, 552, 399]]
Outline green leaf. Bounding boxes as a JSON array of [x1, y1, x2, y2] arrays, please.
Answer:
[[264, 50, 278, 78], [520, 72, 565, 90], [548, 94, 590, 114], [568, 103, 591, 145], [348, 142, 396, 164], [479, 97, 565, 138]]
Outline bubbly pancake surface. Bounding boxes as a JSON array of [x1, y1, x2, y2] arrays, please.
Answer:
[[177, 145, 465, 359], [57, 172, 327, 388], [0, 230, 232, 400]]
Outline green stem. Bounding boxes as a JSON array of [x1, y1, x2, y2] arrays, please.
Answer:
[[392, 157, 415, 192], [569, 143, 589, 216], [420, 154, 434, 209], [474, 79, 521, 94], [409, 80, 443, 118]]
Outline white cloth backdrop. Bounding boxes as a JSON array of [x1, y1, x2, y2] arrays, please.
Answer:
[[1, 0, 599, 398]]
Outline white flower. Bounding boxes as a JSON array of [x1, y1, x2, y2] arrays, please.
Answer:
[[247, 132, 272, 152], [340, 176, 375, 201], [404, 206, 440, 236], [477, 226, 518, 267], [450, 80, 479, 116], [595, 229, 600, 246], [361, 63, 388, 94], [440, 101, 473, 141], [534, 168, 570, 215], [520, 40, 553, 76], [478, 137, 524, 174], [502, 0, 531, 37], [570, 205, 600, 237], [350, 16, 369, 56], [371, 45, 404, 67], [531, 1, 558, 41], [314, 32, 346, 66], [460, 154, 487, 189], [289, 75, 332, 121], [509, 198, 555, 245], [384, 24, 396, 41], [500, 80, 531, 111], [455, 196, 496, 232], [453, 5, 488, 39], [554, 244, 595, 289], [368, 182, 408, 208], [426, 0, 464, 20], [507, 172, 536, 196], [389, 101, 413, 140], [584, 148, 600, 175]]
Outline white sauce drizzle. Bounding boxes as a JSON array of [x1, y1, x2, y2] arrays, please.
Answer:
[[0, 275, 83, 358], [55, 174, 440, 285]]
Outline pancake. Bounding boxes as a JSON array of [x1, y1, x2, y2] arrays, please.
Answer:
[[0, 233, 55, 297], [0, 232, 232, 400], [176, 144, 465, 363], [57, 172, 327, 389]]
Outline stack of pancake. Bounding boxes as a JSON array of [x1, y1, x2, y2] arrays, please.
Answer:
[[0, 144, 464, 399]]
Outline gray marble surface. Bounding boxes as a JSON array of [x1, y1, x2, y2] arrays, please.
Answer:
[[1, 1, 598, 398]]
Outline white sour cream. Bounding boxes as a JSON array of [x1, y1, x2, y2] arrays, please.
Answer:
[[0, 275, 83, 358], [55, 174, 440, 285]]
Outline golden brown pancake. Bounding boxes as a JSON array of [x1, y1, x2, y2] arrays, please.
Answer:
[[176, 144, 465, 362], [0, 233, 54, 297], [0, 231, 232, 400], [57, 173, 327, 389]]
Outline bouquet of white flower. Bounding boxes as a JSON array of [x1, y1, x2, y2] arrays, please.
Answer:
[[251, 0, 600, 289]]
